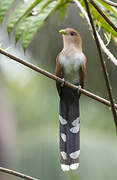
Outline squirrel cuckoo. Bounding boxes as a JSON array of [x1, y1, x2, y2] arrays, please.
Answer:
[[56, 28, 86, 171]]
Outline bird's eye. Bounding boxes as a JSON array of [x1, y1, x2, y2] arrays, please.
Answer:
[[70, 31, 76, 36]]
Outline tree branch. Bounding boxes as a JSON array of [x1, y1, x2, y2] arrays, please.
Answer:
[[0, 48, 117, 110], [83, 0, 117, 128], [0, 167, 40, 180], [73, 0, 117, 66], [102, 0, 117, 7], [90, 0, 117, 32]]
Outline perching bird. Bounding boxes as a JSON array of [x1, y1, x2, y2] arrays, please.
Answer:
[[56, 28, 86, 171]]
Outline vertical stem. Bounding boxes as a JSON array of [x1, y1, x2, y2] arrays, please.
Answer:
[[83, 0, 117, 129], [90, 0, 117, 32]]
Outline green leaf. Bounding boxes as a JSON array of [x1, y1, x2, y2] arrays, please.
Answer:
[[110, 14, 117, 26], [7, 0, 42, 34], [58, 4, 68, 21], [90, 4, 117, 37], [0, 0, 15, 23], [15, 0, 48, 43], [97, 0, 117, 16], [22, 0, 42, 17], [15, 0, 58, 50], [79, 0, 117, 38]]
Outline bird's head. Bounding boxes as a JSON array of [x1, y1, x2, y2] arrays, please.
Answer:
[[59, 28, 82, 50]]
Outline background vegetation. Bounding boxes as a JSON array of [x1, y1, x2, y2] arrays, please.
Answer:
[[0, 0, 117, 180]]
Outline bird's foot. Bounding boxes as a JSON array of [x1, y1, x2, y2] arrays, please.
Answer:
[[77, 85, 81, 91], [77, 85, 81, 95], [61, 78, 65, 87]]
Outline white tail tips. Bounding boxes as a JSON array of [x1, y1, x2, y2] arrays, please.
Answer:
[[61, 164, 70, 171], [61, 163, 79, 171], [70, 163, 79, 170]]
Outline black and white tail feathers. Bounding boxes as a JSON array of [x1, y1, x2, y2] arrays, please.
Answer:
[[59, 86, 80, 171]]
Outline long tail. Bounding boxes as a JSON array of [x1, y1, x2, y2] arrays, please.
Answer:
[[59, 86, 80, 171]]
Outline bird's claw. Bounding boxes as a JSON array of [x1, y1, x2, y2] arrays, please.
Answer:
[[78, 85, 81, 90], [61, 78, 65, 87], [77, 85, 81, 94]]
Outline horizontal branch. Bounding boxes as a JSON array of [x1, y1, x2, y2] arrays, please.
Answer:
[[90, 0, 117, 32], [73, 0, 117, 66], [0, 48, 117, 109], [102, 0, 117, 7], [0, 167, 40, 180]]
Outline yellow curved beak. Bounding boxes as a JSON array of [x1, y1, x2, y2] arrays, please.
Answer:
[[59, 29, 68, 35]]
